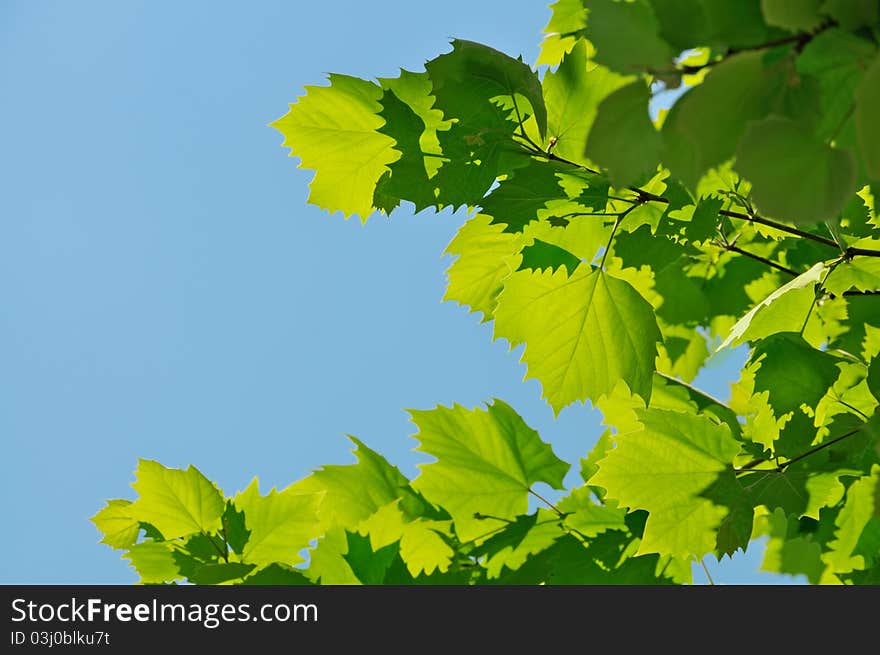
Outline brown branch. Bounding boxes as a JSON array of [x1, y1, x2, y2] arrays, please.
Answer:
[[735, 427, 863, 476]]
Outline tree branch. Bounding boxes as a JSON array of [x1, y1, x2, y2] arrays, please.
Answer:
[[735, 426, 864, 475]]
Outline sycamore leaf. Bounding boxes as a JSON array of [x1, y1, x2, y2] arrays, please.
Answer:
[[291, 436, 428, 529], [476, 510, 566, 578], [856, 55, 880, 180], [661, 51, 784, 189], [91, 500, 140, 550], [222, 500, 250, 556], [761, 0, 824, 31], [233, 479, 321, 567], [426, 39, 547, 139], [186, 562, 256, 585], [719, 262, 826, 349], [372, 89, 435, 214], [123, 541, 181, 584], [734, 117, 857, 224], [750, 333, 841, 414], [542, 41, 630, 165], [343, 532, 402, 585], [356, 501, 454, 576], [557, 486, 628, 537], [442, 214, 523, 321], [494, 265, 661, 413], [130, 460, 224, 540], [271, 74, 398, 220], [538, 0, 588, 66], [825, 245, 880, 294], [869, 356, 880, 403], [583, 0, 674, 74], [408, 400, 568, 541], [823, 465, 880, 576], [795, 28, 877, 142], [518, 239, 581, 275], [761, 508, 825, 583], [480, 159, 568, 233], [591, 408, 742, 558], [304, 528, 360, 584], [821, 0, 880, 29], [585, 81, 662, 188], [241, 563, 314, 585]]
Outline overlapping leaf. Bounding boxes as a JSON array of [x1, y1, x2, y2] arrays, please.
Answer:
[[494, 265, 661, 413], [408, 400, 568, 541]]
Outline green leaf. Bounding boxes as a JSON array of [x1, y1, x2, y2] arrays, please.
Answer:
[[343, 532, 403, 585], [761, 509, 825, 583], [233, 479, 321, 567], [591, 408, 742, 558], [442, 214, 522, 321], [820, 0, 879, 29], [426, 39, 547, 139], [476, 510, 567, 578], [481, 160, 568, 233], [538, 0, 588, 66], [869, 356, 880, 402], [542, 41, 630, 165], [585, 81, 662, 188], [719, 262, 826, 349], [795, 28, 877, 142], [241, 563, 314, 585], [823, 465, 880, 574], [303, 528, 360, 584], [735, 117, 858, 224], [750, 333, 841, 414], [856, 55, 880, 180], [271, 74, 397, 220], [372, 89, 435, 214], [408, 399, 569, 541], [517, 239, 581, 275], [661, 52, 785, 189], [354, 501, 455, 576], [291, 436, 416, 529], [91, 500, 140, 550], [187, 562, 255, 585], [824, 250, 880, 295], [123, 542, 181, 584], [648, 0, 710, 51], [557, 486, 628, 537], [583, 0, 674, 74], [130, 460, 224, 540], [221, 500, 249, 556], [761, 0, 824, 31], [494, 265, 661, 412]]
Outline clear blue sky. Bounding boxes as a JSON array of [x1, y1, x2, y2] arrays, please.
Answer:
[[0, 0, 798, 584]]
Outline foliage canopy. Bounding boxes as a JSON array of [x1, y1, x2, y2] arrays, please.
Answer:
[[96, 0, 880, 585]]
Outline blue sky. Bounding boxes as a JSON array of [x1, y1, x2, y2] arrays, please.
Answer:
[[1, 0, 797, 584]]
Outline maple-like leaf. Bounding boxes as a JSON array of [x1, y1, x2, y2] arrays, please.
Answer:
[[233, 479, 321, 567], [591, 408, 741, 558], [91, 500, 140, 550], [271, 74, 397, 220], [719, 262, 827, 349], [408, 400, 568, 541], [129, 459, 224, 540], [494, 265, 661, 413]]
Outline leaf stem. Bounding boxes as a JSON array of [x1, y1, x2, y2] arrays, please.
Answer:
[[599, 207, 633, 270], [203, 531, 228, 563], [528, 489, 563, 516], [699, 558, 715, 586]]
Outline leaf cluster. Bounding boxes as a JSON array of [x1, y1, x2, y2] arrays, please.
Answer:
[[98, 0, 880, 584]]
